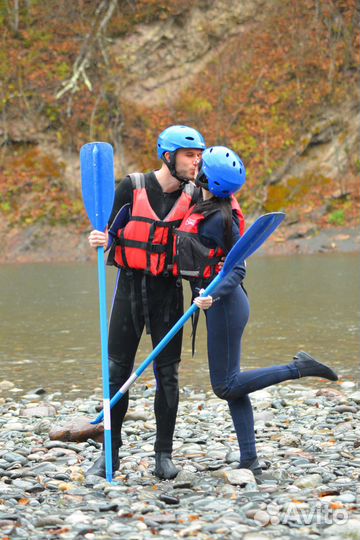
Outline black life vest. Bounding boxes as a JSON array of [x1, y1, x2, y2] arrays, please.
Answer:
[[173, 196, 245, 281]]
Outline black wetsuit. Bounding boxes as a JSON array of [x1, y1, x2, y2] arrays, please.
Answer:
[[107, 172, 199, 453]]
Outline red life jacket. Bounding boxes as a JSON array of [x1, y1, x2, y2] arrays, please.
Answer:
[[114, 173, 195, 276], [173, 196, 245, 281]]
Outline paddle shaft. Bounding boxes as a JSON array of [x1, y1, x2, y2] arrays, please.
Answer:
[[93, 146, 113, 482]]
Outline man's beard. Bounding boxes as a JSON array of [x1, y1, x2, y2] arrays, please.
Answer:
[[176, 167, 194, 183]]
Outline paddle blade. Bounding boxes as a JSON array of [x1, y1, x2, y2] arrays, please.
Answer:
[[222, 212, 285, 276], [80, 142, 115, 231]]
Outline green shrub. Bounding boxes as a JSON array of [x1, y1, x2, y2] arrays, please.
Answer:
[[328, 209, 345, 226]]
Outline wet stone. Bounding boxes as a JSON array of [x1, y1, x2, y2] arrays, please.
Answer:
[[334, 405, 358, 413], [207, 460, 224, 470], [349, 392, 360, 404], [21, 405, 57, 417], [2, 452, 28, 465], [173, 470, 196, 489], [34, 516, 65, 528], [29, 462, 57, 473], [11, 478, 37, 491], [223, 468, 258, 487], [225, 450, 240, 463], [335, 492, 356, 503], [44, 440, 81, 452], [49, 417, 104, 443]]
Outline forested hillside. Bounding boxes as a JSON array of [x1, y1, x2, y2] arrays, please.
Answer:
[[0, 0, 359, 258]]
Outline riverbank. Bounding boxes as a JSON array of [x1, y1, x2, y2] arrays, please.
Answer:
[[1, 379, 360, 539], [1, 221, 359, 264]]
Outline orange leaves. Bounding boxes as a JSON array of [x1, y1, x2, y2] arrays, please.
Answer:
[[330, 502, 344, 510], [0, 147, 85, 228]]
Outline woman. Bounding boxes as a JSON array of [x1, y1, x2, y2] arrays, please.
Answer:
[[174, 146, 338, 479]]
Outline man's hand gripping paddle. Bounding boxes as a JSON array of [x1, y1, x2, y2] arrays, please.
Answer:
[[92, 211, 285, 425], [80, 142, 115, 482]]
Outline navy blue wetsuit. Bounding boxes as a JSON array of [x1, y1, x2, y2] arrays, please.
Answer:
[[197, 210, 300, 466]]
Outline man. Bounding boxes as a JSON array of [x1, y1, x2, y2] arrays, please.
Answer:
[[87, 125, 205, 479]]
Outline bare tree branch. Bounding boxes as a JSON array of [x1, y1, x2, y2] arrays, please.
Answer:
[[56, 0, 118, 99]]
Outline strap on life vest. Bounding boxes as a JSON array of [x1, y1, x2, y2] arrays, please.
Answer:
[[130, 271, 142, 338], [191, 303, 200, 357], [141, 273, 151, 336], [132, 174, 153, 335], [189, 281, 207, 357]]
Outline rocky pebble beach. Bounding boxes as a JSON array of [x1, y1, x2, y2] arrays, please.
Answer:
[[1, 379, 360, 539]]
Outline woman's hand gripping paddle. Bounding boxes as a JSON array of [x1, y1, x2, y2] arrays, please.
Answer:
[[80, 142, 115, 482], [92, 212, 285, 425]]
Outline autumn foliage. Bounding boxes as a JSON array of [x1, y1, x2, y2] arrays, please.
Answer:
[[0, 0, 358, 229]]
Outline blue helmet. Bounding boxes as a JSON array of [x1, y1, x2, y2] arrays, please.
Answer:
[[197, 146, 246, 198], [157, 125, 206, 159]]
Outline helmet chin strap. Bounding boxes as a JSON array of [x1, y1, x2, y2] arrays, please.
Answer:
[[195, 169, 210, 191], [161, 152, 190, 184]]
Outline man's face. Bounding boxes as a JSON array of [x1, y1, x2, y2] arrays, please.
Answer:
[[175, 148, 203, 181]]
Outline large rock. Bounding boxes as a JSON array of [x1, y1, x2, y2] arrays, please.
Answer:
[[293, 474, 323, 489], [174, 470, 196, 489], [315, 388, 345, 401], [279, 433, 300, 447], [349, 391, 360, 404], [324, 519, 360, 539], [49, 417, 104, 442], [21, 405, 57, 418], [0, 380, 15, 390], [222, 468, 257, 487]]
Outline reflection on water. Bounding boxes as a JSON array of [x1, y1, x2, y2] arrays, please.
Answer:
[[1, 253, 359, 398]]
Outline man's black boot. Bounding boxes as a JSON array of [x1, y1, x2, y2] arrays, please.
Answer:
[[154, 452, 179, 480], [293, 351, 338, 381], [86, 437, 121, 478]]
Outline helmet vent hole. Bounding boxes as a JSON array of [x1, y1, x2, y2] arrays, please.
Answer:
[[209, 148, 213, 153], [214, 181, 220, 185], [185, 136, 194, 141], [226, 153, 229, 157], [222, 190, 229, 194], [239, 168, 242, 174], [233, 161, 236, 167]]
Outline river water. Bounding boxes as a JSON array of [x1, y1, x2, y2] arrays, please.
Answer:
[[1, 253, 359, 398]]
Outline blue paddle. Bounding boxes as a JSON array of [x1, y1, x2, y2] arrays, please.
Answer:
[[92, 211, 285, 425], [80, 142, 115, 482]]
